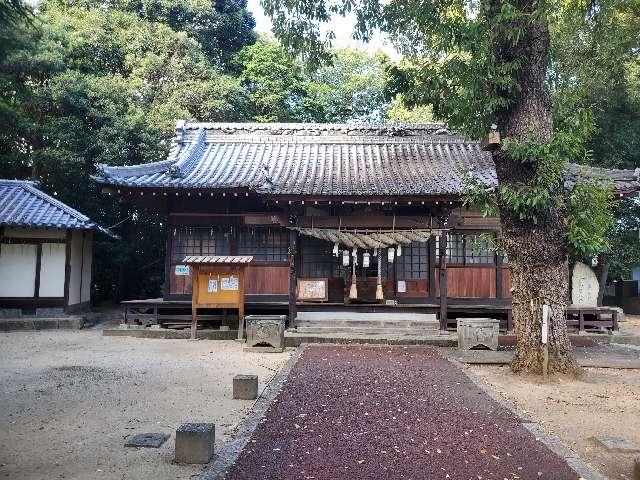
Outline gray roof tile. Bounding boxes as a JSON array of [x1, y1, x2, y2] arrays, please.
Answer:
[[93, 122, 639, 197], [0, 179, 116, 238]]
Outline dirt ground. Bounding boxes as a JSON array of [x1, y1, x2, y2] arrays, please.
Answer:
[[621, 313, 640, 337], [0, 329, 292, 480], [472, 346, 640, 479]]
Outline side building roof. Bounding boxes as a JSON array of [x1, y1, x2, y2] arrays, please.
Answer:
[[93, 121, 640, 197], [0, 179, 117, 238]]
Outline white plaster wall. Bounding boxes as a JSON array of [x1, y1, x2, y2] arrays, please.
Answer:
[[39, 243, 66, 297], [67, 231, 83, 306], [4, 227, 66, 239], [0, 244, 37, 297], [81, 232, 93, 303]]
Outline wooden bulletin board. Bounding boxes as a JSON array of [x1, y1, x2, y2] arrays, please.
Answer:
[[195, 267, 243, 306], [297, 278, 328, 302], [184, 256, 252, 341]]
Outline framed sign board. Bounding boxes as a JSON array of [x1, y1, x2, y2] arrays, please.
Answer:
[[297, 278, 328, 302]]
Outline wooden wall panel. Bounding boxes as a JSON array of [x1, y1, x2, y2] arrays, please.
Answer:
[[245, 265, 289, 294], [501, 267, 512, 299], [435, 266, 496, 299], [169, 264, 193, 295], [396, 278, 428, 298]]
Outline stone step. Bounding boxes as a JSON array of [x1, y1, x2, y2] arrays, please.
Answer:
[[297, 311, 437, 322], [295, 319, 439, 329], [294, 326, 440, 335]]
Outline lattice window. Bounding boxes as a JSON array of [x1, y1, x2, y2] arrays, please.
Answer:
[[435, 233, 495, 265], [465, 235, 494, 264], [395, 241, 429, 279], [300, 237, 349, 278], [171, 226, 230, 263], [238, 226, 288, 261]]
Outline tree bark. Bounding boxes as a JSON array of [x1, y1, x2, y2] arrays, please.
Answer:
[[490, 1, 578, 375]]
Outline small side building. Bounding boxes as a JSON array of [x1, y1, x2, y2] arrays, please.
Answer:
[[0, 179, 116, 317]]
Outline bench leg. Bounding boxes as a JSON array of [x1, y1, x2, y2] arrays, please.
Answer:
[[578, 312, 585, 332]]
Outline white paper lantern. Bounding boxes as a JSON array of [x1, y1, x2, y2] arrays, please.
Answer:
[[363, 252, 370, 268], [342, 250, 350, 266], [387, 247, 395, 263]]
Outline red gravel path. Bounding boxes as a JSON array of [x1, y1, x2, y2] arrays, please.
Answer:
[[227, 346, 578, 480]]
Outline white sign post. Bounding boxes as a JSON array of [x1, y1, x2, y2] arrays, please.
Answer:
[[542, 304, 550, 378]]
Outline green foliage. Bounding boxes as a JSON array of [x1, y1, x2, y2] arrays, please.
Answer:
[[232, 39, 307, 122], [44, 0, 256, 66], [302, 49, 390, 123], [385, 94, 434, 123], [567, 181, 615, 259]]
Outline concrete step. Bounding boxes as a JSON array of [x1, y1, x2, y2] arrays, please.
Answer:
[[295, 319, 439, 329], [295, 327, 440, 335], [297, 311, 437, 322], [285, 330, 457, 347]]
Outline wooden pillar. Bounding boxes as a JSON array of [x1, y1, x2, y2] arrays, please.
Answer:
[[190, 264, 199, 340], [237, 266, 245, 340], [438, 233, 448, 330], [288, 229, 298, 328], [163, 226, 173, 300], [428, 235, 437, 303], [495, 235, 503, 300], [34, 243, 42, 299], [63, 229, 72, 309]]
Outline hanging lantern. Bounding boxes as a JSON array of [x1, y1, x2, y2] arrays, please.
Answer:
[[396, 244, 402, 257], [388, 247, 395, 263], [363, 252, 370, 268], [342, 249, 350, 266], [333, 242, 339, 257]]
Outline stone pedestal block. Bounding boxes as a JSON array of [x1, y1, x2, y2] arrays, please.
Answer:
[[175, 423, 215, 464], [244, 315, 286, 352], [233, 374, 258, 400], [457, 318, 500, 351]]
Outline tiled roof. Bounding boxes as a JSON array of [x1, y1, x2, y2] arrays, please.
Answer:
[[0, 179, 117, 238], [93, 121, 640, 197]]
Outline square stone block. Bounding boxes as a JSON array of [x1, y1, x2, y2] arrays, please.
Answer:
[[175, 423, 215, 464], [124, 432, 170, 448], [233, 374, 258, 400], [457, 318, 500, 351], [245, 315, 286, 349]]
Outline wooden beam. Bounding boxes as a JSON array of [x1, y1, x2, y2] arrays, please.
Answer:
[[438, 233, 448, 330], [164, 228, 172, 300]]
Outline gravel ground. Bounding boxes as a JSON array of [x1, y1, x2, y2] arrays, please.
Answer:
[[473, 361, 640, 480], [227, 345, 579, 480], [0, 329, 291, 480]]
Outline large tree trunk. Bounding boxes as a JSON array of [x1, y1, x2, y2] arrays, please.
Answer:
[[491, 2, 579, 375]]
